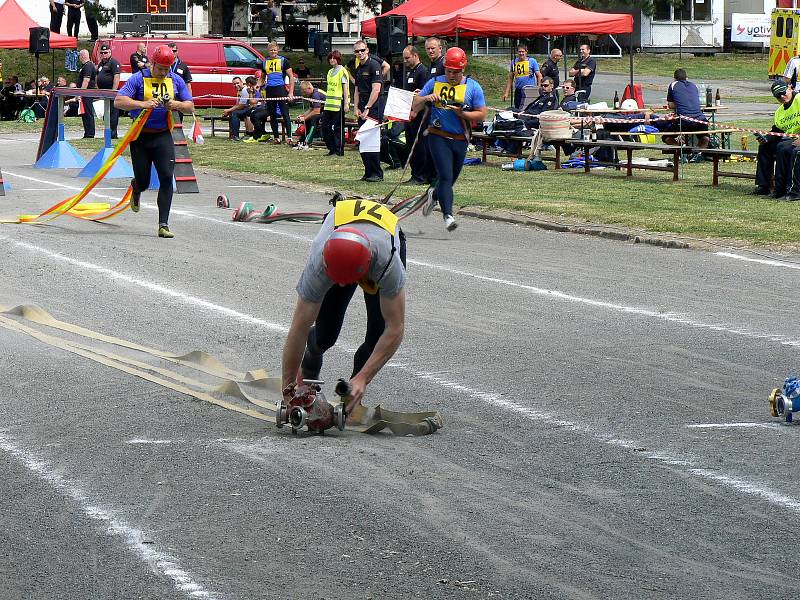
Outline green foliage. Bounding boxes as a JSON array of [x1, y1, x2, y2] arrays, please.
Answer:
[[84, 2, 116, 26]]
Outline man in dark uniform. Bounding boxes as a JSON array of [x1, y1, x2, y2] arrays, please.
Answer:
[[168, 42, 193, 95], [115, 45, 194, 238], [541, 48, 563, 88], [353, 40, 385, 182], [401, 45, 430, 185], [76, 49, 97, 138], [96, 43, 121, 138], [130, 42, 149, 75], [425, 37, 445, 79], [568, 44, 596, 102]]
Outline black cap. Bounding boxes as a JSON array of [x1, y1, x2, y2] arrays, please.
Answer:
[[772, 80, 789, 99], [100, 43, 110, 51]]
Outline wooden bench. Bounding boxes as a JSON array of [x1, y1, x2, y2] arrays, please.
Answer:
[[471, 131, 567, 168], [571, 139, 688, 181], [203, 115, 230, 138], [694, 148, 758, 186]]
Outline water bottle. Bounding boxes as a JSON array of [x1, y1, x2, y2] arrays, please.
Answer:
[[705, 86, 713, 108], [698, 81, 705, 105]]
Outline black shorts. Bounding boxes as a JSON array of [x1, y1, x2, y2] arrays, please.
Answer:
[[666, 117, 709, 134]]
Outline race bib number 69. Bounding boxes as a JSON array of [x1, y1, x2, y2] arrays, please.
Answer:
[[433, 81, 466, 109]]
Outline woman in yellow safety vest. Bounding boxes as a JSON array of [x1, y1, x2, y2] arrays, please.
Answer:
[[321, 50, 350, 156]]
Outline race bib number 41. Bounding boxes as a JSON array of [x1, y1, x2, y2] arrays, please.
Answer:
[[514, 60, 530, 78], [143, 77, 175, 101], [433, 81, 466, 108], [264, 58, 281, 74]]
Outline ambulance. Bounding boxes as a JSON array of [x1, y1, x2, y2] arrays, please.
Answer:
[[770, 8, 800, 78]]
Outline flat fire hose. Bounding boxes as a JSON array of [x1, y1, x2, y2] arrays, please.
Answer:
[[1, 108, 152, 225], [0, 305, 442, 436]]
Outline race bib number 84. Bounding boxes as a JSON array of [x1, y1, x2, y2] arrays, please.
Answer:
[[433, 81, 466, 108], [143, 77, 175, 101]]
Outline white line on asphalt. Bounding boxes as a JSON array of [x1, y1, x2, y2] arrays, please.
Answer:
[[127, 438, 177, 444], [0, 432, 219, 600], [4, 181, 800, 513], [225, 185, 267, 188], [688, 468, 800, 511], [687, 423, 785, 430], [716, 251, 800, 270]]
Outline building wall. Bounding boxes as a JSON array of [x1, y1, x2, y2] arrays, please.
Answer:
[[640, 0, 725, 50], [726, 0, 777, 26]]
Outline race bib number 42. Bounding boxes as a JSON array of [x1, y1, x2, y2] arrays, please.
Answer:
[[143, 77, 175, 101], [433, 81, 466, 108], [514, 60, 530, 78]]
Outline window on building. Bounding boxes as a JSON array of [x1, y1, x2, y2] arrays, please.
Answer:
[[653, 0, 711, 22]]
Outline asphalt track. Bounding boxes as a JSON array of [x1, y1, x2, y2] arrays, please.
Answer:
[[1, 132, 800, 600]]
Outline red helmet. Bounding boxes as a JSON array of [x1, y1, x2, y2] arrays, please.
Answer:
[[444, 47, 467, 70], [323, 227, 372, 285], [151, 45, 174, 67]]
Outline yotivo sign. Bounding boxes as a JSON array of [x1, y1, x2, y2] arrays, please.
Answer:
[[732, 13, 771, 45]]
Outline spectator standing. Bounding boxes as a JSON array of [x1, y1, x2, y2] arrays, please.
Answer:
[[130, 42, 149, 74], [321, 50, 349, 156], [752, 81, 800, 199], [784, 55, 800, 88], [295, 59, 311, 79], [353, 40, 385, 182], [401, 45, 429, 185], [76, 49, 97, 138], [50, 0, 65, 34], [168, 42, 193, 95], [96, 43, 121, 138], [503, 44, 541, 111], [65, 0, 83, 38], [222, 0, 235, 36], [541, 48, 563, 88], [257, 41, 295, 145], [663, 68, 709, 159], [84, 0, 99, 41], [412, 48, 487, 232], [569, 44, 596, 102], [222, 76, 250, 140], [425, 37, 445, 79]]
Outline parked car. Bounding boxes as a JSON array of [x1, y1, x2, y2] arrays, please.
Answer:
[[91, 37, 265, 108]]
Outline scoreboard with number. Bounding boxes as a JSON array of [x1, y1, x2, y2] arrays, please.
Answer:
[[116, 0, 189, 33]]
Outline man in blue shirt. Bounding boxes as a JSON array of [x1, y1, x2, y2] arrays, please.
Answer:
[[663, 68, 709, 157], [413, 48, 487, 232], [115, 45, 194, 239], [503, 44, 541, 112]]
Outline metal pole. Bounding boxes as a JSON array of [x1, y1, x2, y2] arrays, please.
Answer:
[[629, 31, 634, 94]]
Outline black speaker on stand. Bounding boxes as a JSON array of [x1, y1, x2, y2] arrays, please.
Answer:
[[375, 15, 407, 59], [29, 27, 50, 100], [314, 32, 332, 57]]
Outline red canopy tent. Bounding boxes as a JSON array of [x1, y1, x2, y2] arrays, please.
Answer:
[[361, 0, 475, 38], [0, 0, 77, 49], [411, 0, 633, 38]]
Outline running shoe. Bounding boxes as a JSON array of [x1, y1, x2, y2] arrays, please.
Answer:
[[444, 215, 458, 232], [422, 186, 437, 216], [130, 179, 140, 213], [158, 225, 174, 239]]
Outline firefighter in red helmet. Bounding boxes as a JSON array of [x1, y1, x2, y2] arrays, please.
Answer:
[[114, 44, 194, 238], [281, 198, 407, 421], [413, 47, 487, 232]]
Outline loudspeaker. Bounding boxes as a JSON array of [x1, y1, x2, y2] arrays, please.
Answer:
[[375, 15, 407, 57], [28, 27, 50, 55], [285, 22, 309, 50], [314, 32, 332, 57]]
